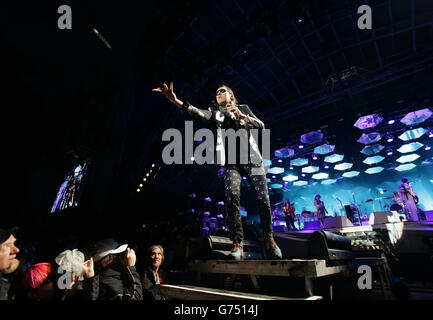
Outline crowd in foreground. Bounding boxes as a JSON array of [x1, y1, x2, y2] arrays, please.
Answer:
[[0, 227, 167, 300]]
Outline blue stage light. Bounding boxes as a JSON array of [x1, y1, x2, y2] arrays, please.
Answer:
[[282, 174, 298, 182], [321, 179, 337, 185], [290, 158, 309, 166], [314, 144, 335, 155], [398, 128, 427, 141], [396, 154, 420, 163], [395, 163, 417, 172], [324, 154, 344, 163], [302, 166, 319, 173], [334, 162, 353, 171], [342, 171, 360, 178], [354, 114, 383, 129], [293, 181, 308, 186], [268, 167, 285, 174], [365, 167, 385, 174], [397, 142, 424, 153], [363, 156, 385, 165], [312, 172, 329, 180]]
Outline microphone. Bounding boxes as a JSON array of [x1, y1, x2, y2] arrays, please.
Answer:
[[211, 100, 237, 120]]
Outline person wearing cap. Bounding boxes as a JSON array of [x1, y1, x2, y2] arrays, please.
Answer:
[[398, 177, 419, 222], [0, 227, 20, 300], [142, 245, 167, 300], [93, 238, 143, 300]]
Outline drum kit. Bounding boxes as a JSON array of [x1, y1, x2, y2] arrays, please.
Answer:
[[365, 193, 407, 215]]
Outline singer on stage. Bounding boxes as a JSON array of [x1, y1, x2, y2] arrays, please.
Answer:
[[152, 82, 282, 260]]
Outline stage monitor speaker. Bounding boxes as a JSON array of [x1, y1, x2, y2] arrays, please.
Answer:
[[371, 211, 402, 224], [324, 216, 354, 229], [186, 236, 262, 260], [308, 230, 354, 261]]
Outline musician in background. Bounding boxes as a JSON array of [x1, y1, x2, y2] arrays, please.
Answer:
[[283, 199, 297, 231], [272, 206, 280, 221], [398, 177, 419, 222], [314, 194, 327, 228]]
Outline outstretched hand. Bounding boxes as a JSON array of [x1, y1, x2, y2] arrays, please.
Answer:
[[152, 82, 177, 102]]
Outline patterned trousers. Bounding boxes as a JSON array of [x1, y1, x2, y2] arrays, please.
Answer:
[[223, 164, 273, 242]]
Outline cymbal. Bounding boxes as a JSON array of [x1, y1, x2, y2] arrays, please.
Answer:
[[366, 199, 374, 202]]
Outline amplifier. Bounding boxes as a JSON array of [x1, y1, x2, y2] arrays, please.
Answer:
[[308, 230, 354, 261]]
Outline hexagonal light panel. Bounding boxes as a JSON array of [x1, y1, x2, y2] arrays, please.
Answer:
[[365, 167, 385, 174], [302, 166, 319, 173], [334, 162, 353, 171], [342, 171, 360, 178], [312, 172, 329, 180], [321, 179, 337, 185], [324, 154, 344, 163], [354, 113, 384, 129], [398, 128, 427, 141], [269, 184, 283, 189], [282, 174, 298, 182], [396, 153, 420, 163], [397, 142, 424, 153], [290, 158, 309, 167], [267, 167, 284, 174], [361, 144, 384, 155], [363, 156, 385, 165], [274, 147, 295, 158], [263, 159, 272, 167], [301, 130, 323, 145], [293, 181, 308, 186], [314, 144, 335, 155], [357, 132, 382, 145], [395, 163, 417, 171], [400, 108, 432, 126]]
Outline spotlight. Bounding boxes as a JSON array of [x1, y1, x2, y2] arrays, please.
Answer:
[[386, 149, 393, 156], [425, 145, 431, 151], [290, 166, 294, 170], [298, 145, 304, 149], [146, 173, 149, 177], [152, 164, 155, 167], [277, 159, 283, 163], [242, 176, 246, 180], [136, 189, 140, 192], [388, 120, 395, 125], [386, 133, 394, 143], [428, 128, 433, 138], [143, 178, 147, 181], [312, 153, 318, 160], [139, 184, 143, 187], [191, 156, 195, 161], [297, 18, 303, 23], [324, 162, 330, 169], [272, 175, 276, 178], [301, 173, 306, 177]]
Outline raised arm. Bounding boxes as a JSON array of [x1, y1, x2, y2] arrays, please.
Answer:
[[152, 82, 212, 121]]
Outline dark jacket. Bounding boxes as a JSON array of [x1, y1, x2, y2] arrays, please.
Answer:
[[97, 265, 143, 300], [181, 102, 265, 166], [142, 267, 166, 300], [0, 273, 11, 300]]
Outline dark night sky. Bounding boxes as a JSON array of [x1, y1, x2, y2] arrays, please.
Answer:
[[2, 1, 432, 235]]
